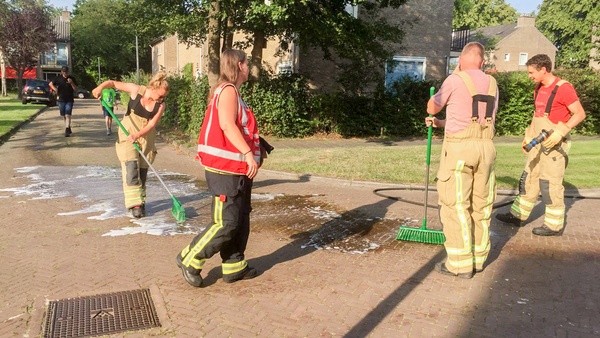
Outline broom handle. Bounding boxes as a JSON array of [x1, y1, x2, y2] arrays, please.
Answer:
[[422, 86, 435, 229], [101, 99, 176, 199]]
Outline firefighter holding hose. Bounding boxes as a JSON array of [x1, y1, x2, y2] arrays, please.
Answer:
[[496, 54, 586, 236]]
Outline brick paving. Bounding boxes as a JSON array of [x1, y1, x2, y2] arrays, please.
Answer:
[[0, 100, 599, 337]]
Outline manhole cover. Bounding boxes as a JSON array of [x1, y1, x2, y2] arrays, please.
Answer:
[[43, 289, 161, 338]]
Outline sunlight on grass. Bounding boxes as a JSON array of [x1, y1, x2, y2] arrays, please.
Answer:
[[0, 95, 45, 135], [262, 139, 600, 189]]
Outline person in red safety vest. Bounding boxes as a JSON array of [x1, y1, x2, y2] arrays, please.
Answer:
[[426, 42, 499, 279], [176, 49, 261, 287], [496, 54, 586, 236]]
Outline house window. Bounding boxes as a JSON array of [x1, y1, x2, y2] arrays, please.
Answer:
[[277, 61, 293, 75], [504, 53, 510, 61], [519, 53, 528, 65], [385, 56, 426, 87], [447, 56, 459, 75], [56, 43, 68, 67], [40, 43, 68, 67], [345, 4, 358, 18]]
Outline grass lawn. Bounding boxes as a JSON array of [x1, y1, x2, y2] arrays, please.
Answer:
[[1, 93, 598, 189], [261, 138, 600, 189], [0, 94, 46, 136]]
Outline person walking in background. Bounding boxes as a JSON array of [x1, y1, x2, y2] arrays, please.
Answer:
[[495, 54, 586, 236], [176, 49, 261, 287], [50, 66, 77, 137], [426, 42, 499, 279], [101, 87, 117, 135], [91, 73, 169, 218]]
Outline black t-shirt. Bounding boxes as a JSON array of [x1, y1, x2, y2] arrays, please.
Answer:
[[52, 75, 77, 102]]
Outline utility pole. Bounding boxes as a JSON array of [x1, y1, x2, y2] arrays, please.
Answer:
[[136, 35, 140, 84]]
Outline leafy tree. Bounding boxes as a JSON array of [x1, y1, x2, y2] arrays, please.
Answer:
[[453, 0, 518, 30], [537, 0, 600, 68], [70, 0, 166, 87], [0, 0, 56, 98], [142, 0, 409, 91]]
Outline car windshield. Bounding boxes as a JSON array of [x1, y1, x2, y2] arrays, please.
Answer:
[[27, 80, 49, 88]]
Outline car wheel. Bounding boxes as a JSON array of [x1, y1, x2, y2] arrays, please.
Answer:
[[78, 92, 85, 99]]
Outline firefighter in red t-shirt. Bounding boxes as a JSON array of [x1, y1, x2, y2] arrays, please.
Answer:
[[496, 54, 586, 236]]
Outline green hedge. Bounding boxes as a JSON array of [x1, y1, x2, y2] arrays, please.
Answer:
[[153, 68, 599, 140]]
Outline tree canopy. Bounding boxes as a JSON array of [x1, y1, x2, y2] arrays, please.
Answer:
[[141, 0, 409, 90], [453, 0, 518, 30], [0, 0, 56, 97], [70, 0, 164, 86], [537, 0, 600, 68]]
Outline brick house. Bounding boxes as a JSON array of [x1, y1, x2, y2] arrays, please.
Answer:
[[38, 10, 72, 81], [150, 0, 454, 90], [472, 16, 557, 72]]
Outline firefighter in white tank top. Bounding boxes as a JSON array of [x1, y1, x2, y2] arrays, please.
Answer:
[[427, 42, 499, 279]]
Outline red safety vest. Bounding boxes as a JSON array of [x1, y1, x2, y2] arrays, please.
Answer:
[[197, 83, 260, 175]]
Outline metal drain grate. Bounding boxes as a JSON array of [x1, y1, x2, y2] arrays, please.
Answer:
[[43, 289, 161, 338]]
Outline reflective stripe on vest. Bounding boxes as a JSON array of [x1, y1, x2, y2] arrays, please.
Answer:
[[455, 71, 497, 120], [197, 83, 260, 174]]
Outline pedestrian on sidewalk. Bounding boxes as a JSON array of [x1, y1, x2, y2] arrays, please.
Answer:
[[49, 66, 77, 137], [495, 54, 586, 236], [176, 49, 261, 287], [101, 87, 117, 135], [426, 42, 499, 279], [91, 73, 169, 218]]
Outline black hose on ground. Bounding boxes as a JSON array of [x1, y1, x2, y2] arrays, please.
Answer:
[[373, 187, 600, 210]]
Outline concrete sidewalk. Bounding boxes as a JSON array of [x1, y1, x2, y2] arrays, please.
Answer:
[[0, 100, 599, 337]]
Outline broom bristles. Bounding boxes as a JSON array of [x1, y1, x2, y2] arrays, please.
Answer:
[[396, 226, 445, 245], [171, 197, 186, 223]]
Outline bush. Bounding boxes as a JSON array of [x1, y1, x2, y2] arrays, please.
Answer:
[[241, 73, 313, 138], [155, 68, 599, 141], [493, 72, 534, 136]]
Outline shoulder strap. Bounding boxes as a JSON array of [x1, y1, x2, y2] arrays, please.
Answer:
[[545, 80, 568, 114], [455, 71, 497, 119]]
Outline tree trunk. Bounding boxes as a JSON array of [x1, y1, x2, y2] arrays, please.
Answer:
[[207, 1, 221, 87], [223, 17, 234, 51], [16, 70, 23, 100], [250, 30, 265, 82]]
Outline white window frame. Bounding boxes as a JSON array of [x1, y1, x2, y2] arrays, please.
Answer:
[[277, 61, 293, 75], [519, 53, 528, 65], [504, 53, 510, 61], [385, 56, 426, 88], [345, 4, 358, 18]]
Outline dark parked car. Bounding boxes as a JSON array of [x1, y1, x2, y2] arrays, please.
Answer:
[[76, 88, 90, 99], [21, 79, 56, 106]]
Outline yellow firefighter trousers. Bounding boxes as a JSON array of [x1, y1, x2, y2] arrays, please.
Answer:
[[509, 116, 570, 231], [115, 113, 157, 209], [436, 123, 496, 274]]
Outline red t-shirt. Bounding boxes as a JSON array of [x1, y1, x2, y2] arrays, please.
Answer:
[[534, 77, 579, 124]]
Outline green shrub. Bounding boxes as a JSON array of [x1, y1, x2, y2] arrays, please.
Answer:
[[152, 67, 599, 140], [241, 73, 313, 138], [493, 71, 534, 136], [555, 68, 600, 135]]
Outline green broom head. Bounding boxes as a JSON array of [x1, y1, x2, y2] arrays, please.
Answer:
[[396, 224, 446, 245], [171, 196, 186, 223]]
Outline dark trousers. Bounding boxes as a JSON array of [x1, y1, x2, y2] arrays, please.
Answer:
[[180, 170, 252, 274]]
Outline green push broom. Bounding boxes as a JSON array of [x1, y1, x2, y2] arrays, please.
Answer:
[[396, 87, 445, 245], [101, 99, 186, 223]]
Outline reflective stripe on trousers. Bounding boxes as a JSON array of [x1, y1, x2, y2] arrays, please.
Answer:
[[115, 114, 156, 209], [510, 116, 569, 231], [437, 123, 496, 274], [179, 172, 252, 276]]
